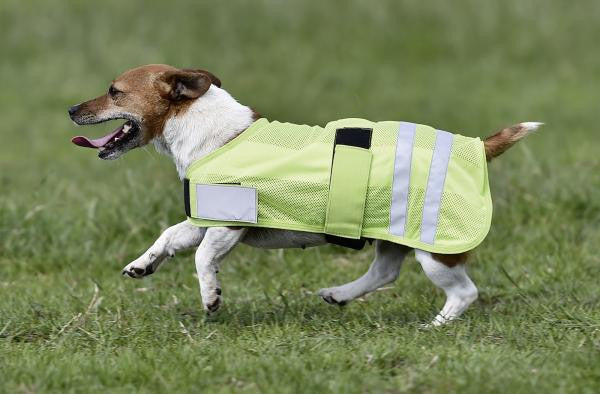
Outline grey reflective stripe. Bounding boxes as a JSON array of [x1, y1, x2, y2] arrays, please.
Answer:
[[196, 184, 258, 223], [389, 122, 416, 236], [420, 130, 454, 244]]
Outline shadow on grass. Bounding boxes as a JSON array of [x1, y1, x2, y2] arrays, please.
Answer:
[[173, 292, 433, 330]]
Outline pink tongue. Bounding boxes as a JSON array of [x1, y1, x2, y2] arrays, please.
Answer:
[[71, 125, 123, 149]]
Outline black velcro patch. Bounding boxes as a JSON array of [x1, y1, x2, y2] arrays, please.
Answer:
[[334, 127, 373, 149]]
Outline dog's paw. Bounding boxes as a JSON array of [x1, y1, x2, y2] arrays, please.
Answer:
[[202, 289, 223, 314], [317, 288, 348, 307], [122, 260, 155, 279]]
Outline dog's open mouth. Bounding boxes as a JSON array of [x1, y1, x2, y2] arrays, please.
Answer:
[[71, 120, 141, 159]]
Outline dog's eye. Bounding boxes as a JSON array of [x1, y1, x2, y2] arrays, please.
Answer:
[[108, 85, 121, 97]]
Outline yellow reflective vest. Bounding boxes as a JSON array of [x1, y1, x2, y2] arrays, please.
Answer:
[[184, 118, 492, 253]]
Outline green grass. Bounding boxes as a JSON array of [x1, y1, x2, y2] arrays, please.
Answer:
[[1, 0, 599, 392]]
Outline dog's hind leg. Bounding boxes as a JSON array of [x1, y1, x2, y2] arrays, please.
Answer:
[[318, 241, 410, 305], [195, 227, 247, 313], [415, 250, 478, 326], [122, 220, 206, 278]]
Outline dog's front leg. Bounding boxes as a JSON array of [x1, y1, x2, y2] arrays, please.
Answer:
[[195, 227, 247, 313], [123, 220, 206, 278]]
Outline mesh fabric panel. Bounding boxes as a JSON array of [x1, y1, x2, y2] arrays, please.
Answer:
[[248, 123, 325, 150], [197, 173, 328, 227]]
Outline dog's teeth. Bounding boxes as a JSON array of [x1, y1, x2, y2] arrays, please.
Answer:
[[123, 124, 131, 133]]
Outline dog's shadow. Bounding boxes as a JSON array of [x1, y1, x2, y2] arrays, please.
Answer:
[[173, 293, 432, 330]]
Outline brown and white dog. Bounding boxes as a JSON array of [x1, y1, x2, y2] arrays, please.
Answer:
[[69, 64, 542, 326]]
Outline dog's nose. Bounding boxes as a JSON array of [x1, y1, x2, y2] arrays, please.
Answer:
[[68, 104, 80, 117]]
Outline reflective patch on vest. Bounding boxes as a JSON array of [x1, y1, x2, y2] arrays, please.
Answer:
[[389, 122, 416, 236], [420, 130, 454, 244], [195, 184, 258, 223]]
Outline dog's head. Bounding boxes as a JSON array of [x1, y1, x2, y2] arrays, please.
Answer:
[[68, 64, 221, 160]]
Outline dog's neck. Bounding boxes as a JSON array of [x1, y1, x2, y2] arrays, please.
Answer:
[[153, 85, 255, 179]]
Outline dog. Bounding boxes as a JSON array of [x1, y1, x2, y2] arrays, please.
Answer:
[[68, 64, 542, 326]]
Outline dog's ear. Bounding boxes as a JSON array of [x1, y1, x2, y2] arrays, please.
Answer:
[[157, 70, 214, 101], [181, 69, 221, 88]]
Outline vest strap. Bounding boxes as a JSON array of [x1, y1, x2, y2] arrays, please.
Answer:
[[324, 234, 367, 250], [324, 128, 373, 241], [184, 178, 191, 217]]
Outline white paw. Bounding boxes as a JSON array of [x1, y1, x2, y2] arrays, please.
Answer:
[[122, 257, 155, 279], [419, 315, 452, 329], [430, 314, 451, 327], [202, 288, 223, 313], [317, 288, 348, 306]]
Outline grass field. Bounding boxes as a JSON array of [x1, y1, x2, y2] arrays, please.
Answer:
[[1, 0, 599, 392]]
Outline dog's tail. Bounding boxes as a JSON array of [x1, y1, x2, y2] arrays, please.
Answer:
[[483, 122, 543, 161]]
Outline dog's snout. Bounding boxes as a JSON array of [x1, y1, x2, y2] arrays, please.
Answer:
[[68, 104, 80, 117]]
